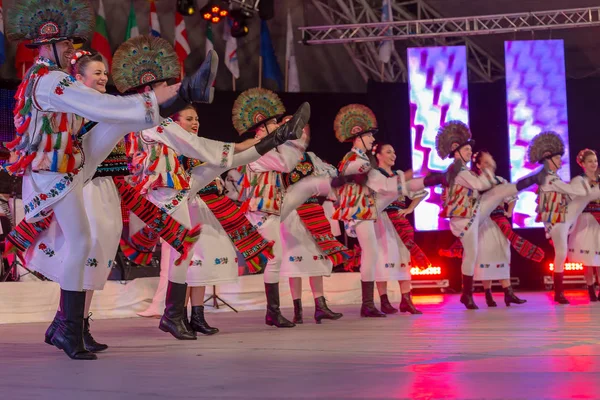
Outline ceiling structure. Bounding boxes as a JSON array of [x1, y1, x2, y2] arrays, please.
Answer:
[[302, 0, 600, 83]]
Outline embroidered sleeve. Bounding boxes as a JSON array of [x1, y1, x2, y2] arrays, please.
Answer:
[[35, 71, 159, 126], [308, 152, 337, 178], [543, 175, 590, 197], [248, 143, 303, 173], [455, 169, 494, 191], [339, 154, 371, 176], [367, 168, 404, 195]]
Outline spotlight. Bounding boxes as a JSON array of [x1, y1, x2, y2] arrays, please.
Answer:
[[177, 0, 196, 16], [201, 1, 229, 23], [229, 8, 251, 38]]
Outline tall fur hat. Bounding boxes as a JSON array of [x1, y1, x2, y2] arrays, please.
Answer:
[[6, 0, 94, 48], [435, 120, 475, 159], [232, 88, 286, 135], [112, 35, 180, 93], [527, 131, 565, 164]]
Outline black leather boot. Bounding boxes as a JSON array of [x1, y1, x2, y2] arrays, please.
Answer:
[[485, 289, 497, 307], [159, 50, 218, 117], [553, 272, 569, 304], [460, 275, 479, 310], [159, 282, 197, 339], [50, 289, 97, 360], [588, 285, 598, 302], [314, 296, 343, 323], [83, 313, 108, 352], [292, 299, 303, 324], [44, 310, 61, 345], [399, 292, 423, 314], [503, 286, 527, 306], [265, 283, 295, 328], [360, 281, 386, 317], [380, 294, 398, 314], [190, 305, 219, 335], [255, 103, 311, 155], [516, 165, 548, 191]]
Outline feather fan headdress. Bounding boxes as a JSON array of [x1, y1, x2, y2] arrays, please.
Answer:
[[232, 88, 286, 135], [334, 104, 378, 143], [435, 120, 475, 159], [527, 131, 565, 164]]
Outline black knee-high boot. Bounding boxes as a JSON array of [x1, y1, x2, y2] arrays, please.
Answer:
[[292, 299, 303, 324], [44, 310, 62, 345], [399, 292, 423, 314], [360, 281, 386, 317], [484, 289, 497, 307], [314, 296, 343, 323], [380, 294, 398, 314], [503, 286, 527, 306], [265, 283, 295, 328], [460, 275, 479, 310], [159, 282, 197, 340], [50, 289, 97, 360], [190, 305, 219, 335], [553, 272, 569, 304]]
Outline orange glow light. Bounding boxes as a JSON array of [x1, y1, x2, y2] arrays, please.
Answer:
[[410, 266, 442, 276], [220, 10, 228, 16], [212, 16, 220, 23], [203, 13, 212, 20], [548, 262, 584, 272], [211, 6, 220, 12]]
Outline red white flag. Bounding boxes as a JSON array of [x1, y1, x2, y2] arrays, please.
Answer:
[[174, 13, 190, 70]]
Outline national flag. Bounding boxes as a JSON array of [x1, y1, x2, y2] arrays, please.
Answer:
[[223, 19, 239, 79], [149, 0, 161, 37], [260, 20, 283, 90], [285, 10, 300, 92], [378, 0, 393, 64], [205, 23, 214, 55], [15, 42, 35, 79], [125, 1, 139, 41], [91, 0, 112, 68], [174, 12, 190, 68], [0, 0, 6, 65]]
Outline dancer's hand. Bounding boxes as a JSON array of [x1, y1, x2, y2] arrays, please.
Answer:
[[150, 82, 182, 105]]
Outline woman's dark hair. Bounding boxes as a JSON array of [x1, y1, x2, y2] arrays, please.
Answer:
[[172, 104, 197, 122], [471, 149, 490, 175], [72, 52, 105, 77], [372, 143, 393, 165]]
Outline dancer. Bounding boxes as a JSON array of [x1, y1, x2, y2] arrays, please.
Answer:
[[529, 134, 600, 304], [332, 105, 450, 318], [280, 127, 349, 324], [567, 149, 600, 301], [371, 143, 430, 315], [3, 0, 184, 360], [437, 121, 547, 310]]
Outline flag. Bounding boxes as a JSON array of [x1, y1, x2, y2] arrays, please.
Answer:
[[260, 20, 283, 90], [91, 0, 112, 68], [285, 10, 300, 92], [174, 12, 190, 67], [149, 0, 160, 37], [378, 0, 393, 64], [0, 0, 5, 65], [205, 24, 214, 55], [15, 42, 35, 79], [125, 1, 139, 41], [223, 19, 239, 79]]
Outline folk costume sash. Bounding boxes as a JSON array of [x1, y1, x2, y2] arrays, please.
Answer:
[[385, 209, 431, 269], [198, 182, 274, 274]]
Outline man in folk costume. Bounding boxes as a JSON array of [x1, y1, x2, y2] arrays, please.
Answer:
[[437, 121, 547, 310], [112, 38, 311, 339], [528, 133, 600, 304], [332, 104, 451, 318], [6, 51, 204, 353], [3, 0, 186, 360]]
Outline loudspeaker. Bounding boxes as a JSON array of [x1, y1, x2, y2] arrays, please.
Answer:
[[108, 248, 161, 281], [258, 0, 274, 20]]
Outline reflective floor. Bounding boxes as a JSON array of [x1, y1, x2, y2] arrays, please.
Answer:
[[1, 291, 600, 400]]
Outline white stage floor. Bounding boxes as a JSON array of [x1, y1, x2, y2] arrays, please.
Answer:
[[1, 291, 600, 399]]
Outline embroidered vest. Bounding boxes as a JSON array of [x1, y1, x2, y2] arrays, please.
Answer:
[[332, 150, 376, 221], [126, 128, 190, 194], [536, 173, 569, 224], [239, 168, 284, 215], [440, 169, 480, 219], [377, 168, 408, 211]]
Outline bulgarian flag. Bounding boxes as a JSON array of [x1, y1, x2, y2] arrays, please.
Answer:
[[91, 0, 112, 68], [125, 1, 139, 41]]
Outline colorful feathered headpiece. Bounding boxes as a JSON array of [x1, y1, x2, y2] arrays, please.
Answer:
[[5, 0, 94, 47], [435, 120, 475, 159], [232, 88, 286, 135], [112, 35, 180, 93], [334, 104, 378, 143], [527, 132, 565, 164]]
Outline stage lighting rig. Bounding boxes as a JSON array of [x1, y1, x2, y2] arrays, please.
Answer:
[[201, 1, 229, 23], [229, 8, 251, 37], [224, 0, 260, 13], [177, 0, 196, 16]]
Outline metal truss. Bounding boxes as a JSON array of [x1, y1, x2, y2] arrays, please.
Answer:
[[303, 3, 600, 82]]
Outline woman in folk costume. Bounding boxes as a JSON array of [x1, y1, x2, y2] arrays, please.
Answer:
[[279, 125, 350, 324], [332, 104, 451, 318], [436, 121, 547, 310], [113, 36, 311, 340], [3, 0, 185, 360], [567, 149, 600, 301], [12, 52, 201, 353], [371, 143, 430, 315], [464, 150, 538, 307], [529, 134, 600, 304]]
